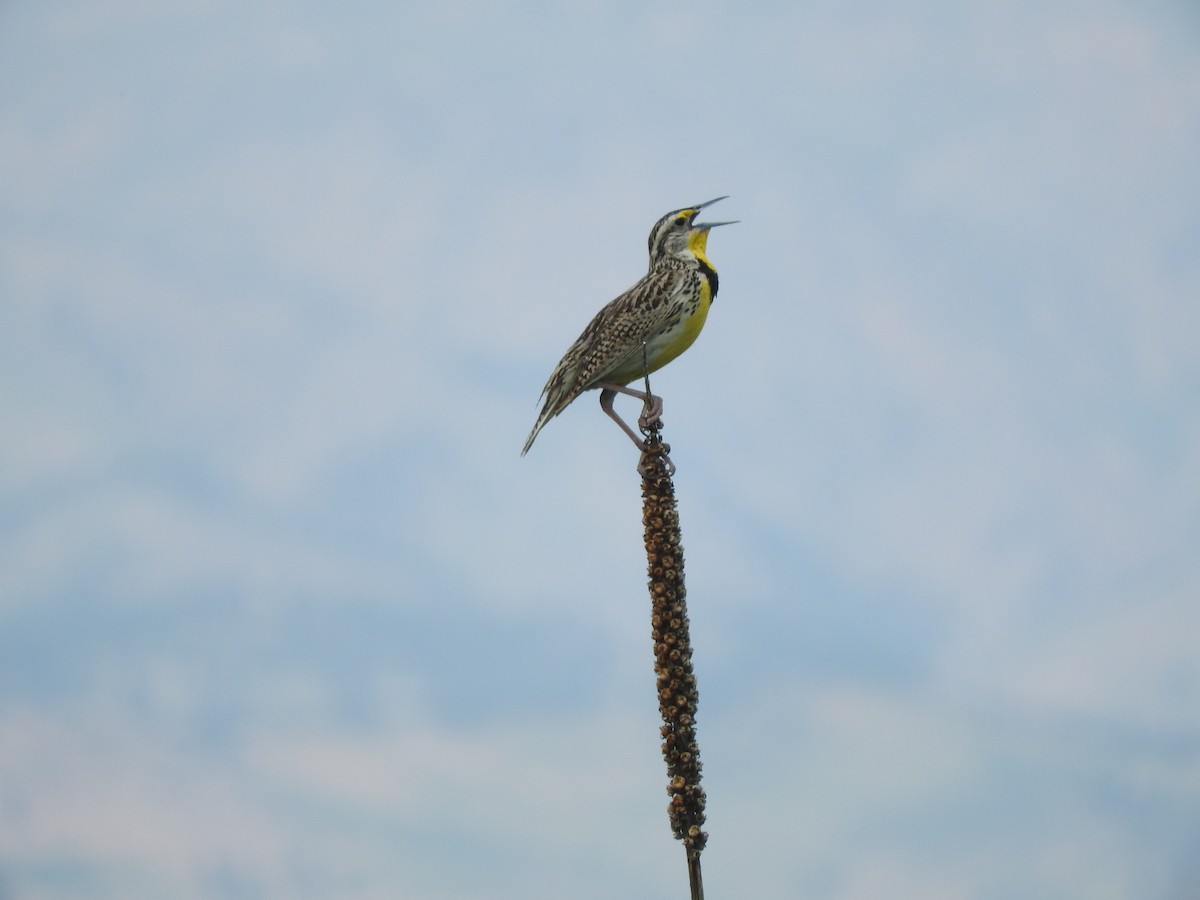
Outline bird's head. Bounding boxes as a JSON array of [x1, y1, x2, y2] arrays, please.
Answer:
[[646, 196, 736, 268]]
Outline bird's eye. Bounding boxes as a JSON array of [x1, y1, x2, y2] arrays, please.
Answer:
[[675, 217, 689, 228]]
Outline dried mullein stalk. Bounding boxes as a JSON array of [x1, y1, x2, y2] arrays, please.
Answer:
[[639, 415, 707, 900]]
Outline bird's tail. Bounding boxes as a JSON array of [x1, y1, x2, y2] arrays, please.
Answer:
[[521, 393, 553, 456], [521, 386, 570, 456], [521, 417, 545, 456]]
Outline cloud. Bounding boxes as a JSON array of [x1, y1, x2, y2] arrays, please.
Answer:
[[1, 0, 1198, 897]]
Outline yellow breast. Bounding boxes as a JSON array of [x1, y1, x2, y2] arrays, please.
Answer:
[[645, 278, 712, 373], [604, 274, 713, 385]]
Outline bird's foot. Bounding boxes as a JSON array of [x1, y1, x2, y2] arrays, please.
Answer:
[[637, 394, 664, 431]]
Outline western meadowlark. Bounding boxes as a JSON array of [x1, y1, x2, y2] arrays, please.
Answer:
[[521, 196, 735, 457]]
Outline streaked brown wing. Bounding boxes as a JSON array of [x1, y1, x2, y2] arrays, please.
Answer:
[[571, 267, 687, 392]]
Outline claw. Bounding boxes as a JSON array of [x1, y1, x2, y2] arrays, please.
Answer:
[[637, 394, 664, 431]]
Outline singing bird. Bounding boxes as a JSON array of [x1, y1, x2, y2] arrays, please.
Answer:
[[522, 197, 735, 456]]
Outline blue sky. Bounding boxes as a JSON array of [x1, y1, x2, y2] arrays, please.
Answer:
[[2, 1, 1199, 898]]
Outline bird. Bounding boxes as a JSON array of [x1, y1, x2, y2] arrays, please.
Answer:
[[521, 196, 735, 457]]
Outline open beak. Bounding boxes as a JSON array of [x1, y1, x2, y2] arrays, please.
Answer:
[[690, 195, 738, 229]]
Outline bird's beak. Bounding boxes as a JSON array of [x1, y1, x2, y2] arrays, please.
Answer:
[[691, 195, 737, 229]]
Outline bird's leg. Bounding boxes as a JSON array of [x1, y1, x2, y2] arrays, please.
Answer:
[[638, 364, 664, 431], [597, 382, 667, 439], [597, 381, 663, 429], [598, 381, 674, 476], [599, 386, 650, 450]]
